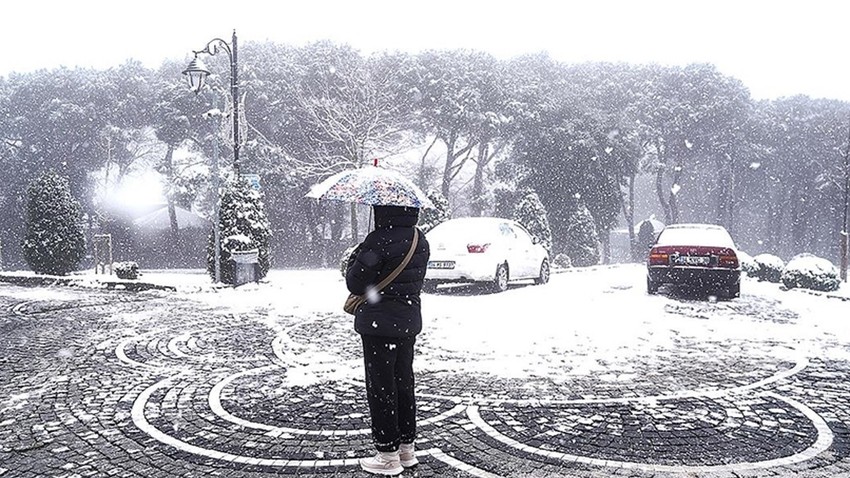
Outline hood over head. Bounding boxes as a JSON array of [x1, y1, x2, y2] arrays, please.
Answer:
[[374, 205, 419, 229]]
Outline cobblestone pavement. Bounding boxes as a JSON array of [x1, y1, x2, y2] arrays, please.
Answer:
[[1, 278, 850, 478]]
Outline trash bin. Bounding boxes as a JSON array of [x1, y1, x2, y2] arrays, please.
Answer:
[[231, 249, 259, 286]]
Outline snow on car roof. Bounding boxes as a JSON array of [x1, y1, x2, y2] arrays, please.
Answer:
[[655, 223, 736, 248], [427, 217, 517, 238]]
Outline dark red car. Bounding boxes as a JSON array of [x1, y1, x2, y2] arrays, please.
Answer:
[[646, 224, 741, 298]]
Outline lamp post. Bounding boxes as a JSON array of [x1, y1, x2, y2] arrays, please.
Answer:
[[203, 103, 223, 284], [182, 29, 241, 176], [183, 31, 241, 283], [841, 123, 850, 282]]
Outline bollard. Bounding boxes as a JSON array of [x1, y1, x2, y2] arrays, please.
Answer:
[[230, 249, 259, 286]]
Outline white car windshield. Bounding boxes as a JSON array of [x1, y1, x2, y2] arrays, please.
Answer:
[[655, 225, 736, 248]]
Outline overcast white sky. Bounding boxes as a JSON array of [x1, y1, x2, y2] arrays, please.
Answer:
[[2, 0, 849, 101]]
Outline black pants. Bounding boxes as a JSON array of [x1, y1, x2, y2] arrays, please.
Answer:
[[361, 334, 416, 452]]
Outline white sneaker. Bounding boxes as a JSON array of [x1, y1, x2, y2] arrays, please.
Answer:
[[359, 450, 403, 476], [399, 443, 418, 468]]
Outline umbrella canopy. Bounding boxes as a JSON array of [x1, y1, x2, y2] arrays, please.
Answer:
[[306, 167, 434, 209]]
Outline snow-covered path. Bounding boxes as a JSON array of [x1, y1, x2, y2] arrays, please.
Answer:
[[1, 265, 849, 477]]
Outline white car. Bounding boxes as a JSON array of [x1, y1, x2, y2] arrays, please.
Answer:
[[424, 217, 550, 293]]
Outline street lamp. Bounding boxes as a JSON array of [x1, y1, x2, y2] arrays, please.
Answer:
[[183, 29, 241, 176], [183, 30, 242, 284], [841, 124, 850, 282]]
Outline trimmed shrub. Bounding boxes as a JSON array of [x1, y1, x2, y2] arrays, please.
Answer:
[[339, 244, 359, 278], [737, 250, 757, 276], [21, 171, 86, 276], [553, 253, 572, 269], [753, 253, 785, 283], [565, 200, 600, 267], [207, 177, 271, 285], [781, 253, 841, 292], [418, 189, 451, 233], [513, 191, 553, 258], [114, 261, 139, 280]]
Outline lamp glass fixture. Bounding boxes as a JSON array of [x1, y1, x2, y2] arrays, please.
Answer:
[[182, 57, 210, 93]]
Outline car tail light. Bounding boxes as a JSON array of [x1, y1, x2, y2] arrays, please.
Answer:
[[648, 250, 668, 265], [718, 254, 739, 268], [467, 243, 490, 253]]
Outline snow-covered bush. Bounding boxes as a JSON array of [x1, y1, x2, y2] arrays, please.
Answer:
[[753, 253, 785, 283], [737, 250, 757, 276], [418, 189, 451, 233], [553, 253, 572, 269], [223, 233, 254, 253], [114, 261, 139, 280], [21, 171, 86, 276], [781, 253, 841, 292], [565, 200, 600, 267], [207, 177, 271, 285], [339, 244, 359, 278], [513, 191, 553, 257]]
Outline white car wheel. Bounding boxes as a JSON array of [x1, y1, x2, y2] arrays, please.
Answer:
[[492, 263, 509, 292], [534, 259, 550, 285]]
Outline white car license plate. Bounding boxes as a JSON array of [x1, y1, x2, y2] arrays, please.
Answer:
[[428, 261, 455, 269], [673, 255, 709, 266]]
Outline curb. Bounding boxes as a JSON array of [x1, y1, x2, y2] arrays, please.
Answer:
[[0, 273, 177, 292], [783, 286, 850, 302], [551, 263, 632, 275]]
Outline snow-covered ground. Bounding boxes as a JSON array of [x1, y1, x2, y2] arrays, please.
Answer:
[[28, 264, 843, 390], [3, 264, 850, 476]]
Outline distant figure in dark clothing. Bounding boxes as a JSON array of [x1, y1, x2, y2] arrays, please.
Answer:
[[345, 205, 430, 475], [638, 220, 658, 253]]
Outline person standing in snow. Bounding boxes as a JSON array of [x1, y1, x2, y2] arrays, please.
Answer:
[[345, 205, 430, 475]]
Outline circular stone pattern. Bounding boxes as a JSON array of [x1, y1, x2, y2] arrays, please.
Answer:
[[478, 394, 817, 466], [223, 370, 459, 433]]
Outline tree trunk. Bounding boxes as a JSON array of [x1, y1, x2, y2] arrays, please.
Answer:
[[624, 174, 637, 261], [667, 156, 684, 224], [350, 202, 358, 243], [714, 152, 734, 230], [418, 136, 438, 189], [600, 226, 611, 264], [441, 133, 458, 200], [767, 189, 783, 254], [654, 142, 673, 225], [655, 167, 671, 225], [790, 186, 805, 257], [470, 142, 489, 217], [163, 144, 179, 242]]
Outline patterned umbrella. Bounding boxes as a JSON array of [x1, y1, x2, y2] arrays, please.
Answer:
[[306, 167, 434, 209]]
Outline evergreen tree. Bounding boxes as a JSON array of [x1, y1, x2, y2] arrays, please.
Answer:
[[207, 177, 272, 284], [513, 191, 553, 257], [565, 197, 601, 267], [21, 171, 86, 275], [418, 189, 451, 233]]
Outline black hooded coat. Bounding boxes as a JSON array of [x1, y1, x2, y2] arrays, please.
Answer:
[[345, 206, 430, 338]]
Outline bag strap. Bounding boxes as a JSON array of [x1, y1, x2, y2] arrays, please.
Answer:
[[374, 228, 419, 292]]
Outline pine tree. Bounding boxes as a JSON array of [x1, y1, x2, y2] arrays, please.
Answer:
[[418, 189, 451, 233], [565, 197, 601, 267], [513, 191, 553, 256], [21, 171, 86, 275], [207, 177, 272, 284]]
